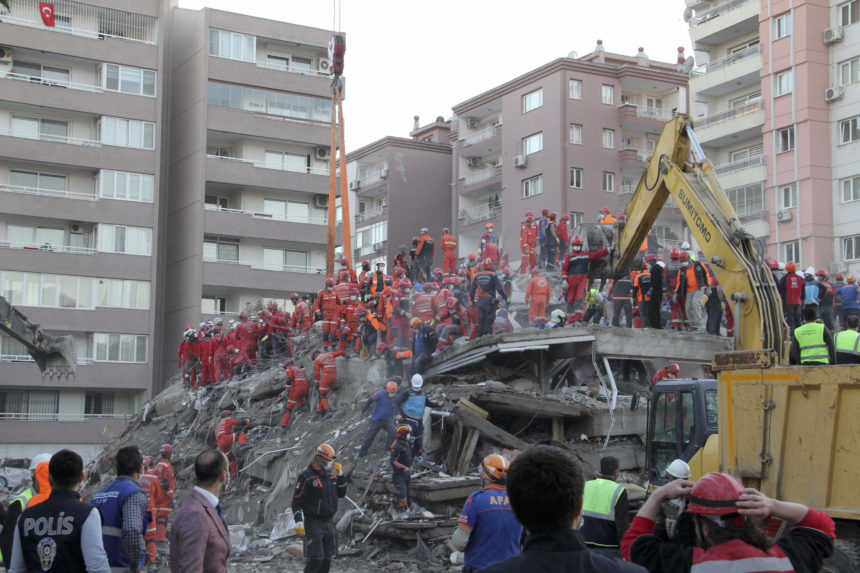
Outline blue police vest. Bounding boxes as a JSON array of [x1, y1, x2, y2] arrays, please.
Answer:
[[403, 392, 427, 419], [91, 477, 147, 569]]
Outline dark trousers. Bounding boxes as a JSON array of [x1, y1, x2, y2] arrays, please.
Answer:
[[785, 304, 801, 329], [612, 299, 633, 327], [583, 306, 603, 324], [821, 306, 834, 331], [476, 297, 495, 337], [404, 417, 424, 457], [646, 299, 662, 329], [392, 469, 410, 505], [358, 417, 394, 458], [544, 243, 558, 270], [706, 299, 722, 335], [303, 519, 336, 573]]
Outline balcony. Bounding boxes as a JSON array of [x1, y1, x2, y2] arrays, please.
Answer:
[[205, 154, 329, 194], [206, 105, 330, 147], [691, 45, 761, 97], [357, 240, 387, 258], [458, 201, 503, 227], [690, 0, 759, 46], [0, 126, 100, 148], [0, 240, 95, 255], [461, 124, 502, 158], [355, 206, 388, 224], [619, 104, 672, 133], [203, 205, 327, 244], [203, 259, 325, 293], [713, 155, 765, 190], [692, 101, 764, 146], [353, 167, 388, 189], [0, 244, 151, 279], [0, 182, 96, 201], [206, 57, 331, 99], [618, 148, 650, 173], [459, 164, 502, 195], [0, 360, 150, 391]]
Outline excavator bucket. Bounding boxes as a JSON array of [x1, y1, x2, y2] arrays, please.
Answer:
[[33, 334, 77, 379]]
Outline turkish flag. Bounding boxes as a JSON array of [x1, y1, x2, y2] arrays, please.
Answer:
[[39, 3, 55, 27]]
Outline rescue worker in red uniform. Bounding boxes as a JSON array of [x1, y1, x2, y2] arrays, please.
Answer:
[[525, 268, 551, 327], [440, 227, 458, 276], [198, 323, 213, 386], [139, 456, 164, 566], [520, 212, 538, 275], [314, 278, 341, 351], [482, 238, 500, 269], [411, 284, 436, 324], [313, 349, 345, 418], [280, 359, 310, 429], [557, 213, 570, 263], [211, 325, 230, 383], [215, 410, 249, 476], [337, 256, 357, 284], [561, 236, 608, 323], [151, 444, 175, 547], [178, 328, 201, 389], [667, 248, 687, 330], [651, 363, 680, 385], [292, 295, 312, 333]]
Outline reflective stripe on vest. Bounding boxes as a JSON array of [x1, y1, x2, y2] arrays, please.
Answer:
[[0, 488, 34, 563], [794, 322, 829, 364], [690, 556, 794, 573], [581, 478, 625, 521], [835, 329, 860, 356]]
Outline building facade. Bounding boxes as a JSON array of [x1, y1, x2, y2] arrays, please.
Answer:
[[687, 0, 860, 274], [0, 0, 170, 459], [345, 117, 452, 269], [450, 46, 690, 262]]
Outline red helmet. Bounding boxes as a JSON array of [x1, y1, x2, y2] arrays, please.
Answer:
[[679, 251, 690, 262], [239, 311, 247, 320], [670, 248, 681, 261], [386, 380, 399, 393], [160, 444, 173, 455], [468, 253, 477, 260], [836, 273, 845, 281], [442, 227, 449, 233], [617, 212, 626, 220], [485, 223, 494, 229], [686, 472, 744, 516], [315, 443, 336, 462], [142, 456, 152, 468], [340, 256, 348, 266], [481, 454, 510, 484], [325, 277, 335, 287], [221, 410, 231, 418], [785, 261, 797, 273], [816, 269, 827, 278], [571, 236, 583, 246], [284, 358, 294, 367], [400, 278, 412, 289], [541, 209, 549, 216], [600, 207, 611, 214], [395, 424, 411, 439], [549, 212, 557, 220], [561, 214, 569, 220], [667, 363, 680, 375], [645, 253, 657, 263], [446, 296, 458, 310], [412, 236, 419, 242], [709, 276, 719, 286]]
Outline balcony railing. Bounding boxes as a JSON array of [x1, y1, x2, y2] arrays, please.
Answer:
[[1, 354, 93, 365], [355, 207, 387, 223], [634, 107, 673, 121], [0, 412, 128, 421], [463, 125, 500, 145], [255, 61, 331, 78], [458, 202, 503, 225], [696, 101, 762, 128], [701, 44, 760, 73], [358, 240, 386, 257], [357, 168, 387, 187], [714, 155, 763, 175], [0, 183, 97, 200], [2, 71, 103, 93], [0, 241, 96, 255], [204, 256, 324, 274], [0, 127, 100, 147], [205, 204, 328, 225], [691, 0, 751, 25], [0, 0, 158, 44], [206, 154, 330, 176], [462, 166, 498, 186]]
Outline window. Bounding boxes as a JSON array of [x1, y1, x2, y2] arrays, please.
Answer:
[[726, 183, 765, 216], [264, 248, 310, 272], [775, 70, 793, 96], [85, 392, 114, 416], [0, 272, 148, 310], [263, 199, 286, 220], [728, 38, 759, 56], [601, 84, 614, 105], [569, 79, 582, 99], [201, 297, 226, 314], [94, 278, 149, 309], [94, 333, 147, 363], [729, 144, 763, 163], [774, 12, 792, 39], [97, 225, 151, 255], [264, 151, 309, 172], [101, 64, 156, 96], [0, 390, 58, 420], [621, 177, 636, 194], [266, 55, 289, 71], [839, 116, 860, 144], [292, 56, 313, 72], [9, 170, 67, 193], [840, 0, 859, 26], [844, 235, 860, 260], [569, 211, 584, 229], [681, 391, 696, 446], [780, 183, 798, 208], [729, 91, 761, 109], [570, 167, 583, 189], [11, 117, 68, 142], [603, 129, 615, 149], [777, 126, 795, 152], [841, 176, 860, 202], [521, 89, 543, 113], [99, 170, 154, 202], [522, 132, 543, 155], [207, 81, 332, 122], [569, 123, 582, 145], [602, 171, 615, 192], [11, 62, 69, 86], [100, 117, 155, 150], [208, 29, 256, 63], [522, 174, 543, 198], [203, 237, 239, 262], [287, 201, 310, 221], [840, 57, 860, 85], [782, 240, 800, 262]]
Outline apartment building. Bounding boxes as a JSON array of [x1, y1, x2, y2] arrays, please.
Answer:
[[164, 8, 335, 385], [0, 0, 169, 459], [687, 0, 860, 273], [345, 116, 452, 268], [451, 46, 690, 260]]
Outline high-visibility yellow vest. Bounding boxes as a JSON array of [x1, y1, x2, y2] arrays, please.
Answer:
[[0, 488, 34, 562], [582, 478, 625, 521], [795, 322, 829, 364], [835, 329, 860, 357]]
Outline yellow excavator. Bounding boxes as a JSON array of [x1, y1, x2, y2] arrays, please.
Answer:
[[0, 295, 76, 378], [613, 115, 860, 566]]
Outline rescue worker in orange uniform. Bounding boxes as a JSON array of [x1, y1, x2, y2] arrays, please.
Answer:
[[652, 363, 680, 385], [215, 410, 249, 476], [150, 444, 175, 546], [139, 456, 164, 567], [314, 278, 341, 351], [520, 212, 538, 275], [440, 227, 458, 275], [293, 294, 312, 333], [313, 349, 345, 419], [280, 358, 310, 429], [598, 207, 617, 225], [525, 268, 551, 327]]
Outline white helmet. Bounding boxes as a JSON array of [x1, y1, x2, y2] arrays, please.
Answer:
[[681, 241, 691, 250], [665, 458, 691, 480], [778, 262, 785, 271], [29, 453, 52, 471], [551, 309, 566, 324], [804, 266, 815, 277], [656, 261, 665, 269], [411, 373, 424, 390]]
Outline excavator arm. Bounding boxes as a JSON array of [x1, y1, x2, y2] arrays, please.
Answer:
[[0, 295, 76, 378], [611, 115, 786, 360]]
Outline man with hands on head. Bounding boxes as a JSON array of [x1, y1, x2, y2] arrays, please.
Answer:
[[621, 472, 835, 572]]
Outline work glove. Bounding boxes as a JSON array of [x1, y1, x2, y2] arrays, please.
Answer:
[[333, 462, 343, 476]]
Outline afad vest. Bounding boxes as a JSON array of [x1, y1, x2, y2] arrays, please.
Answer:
[[91, 478, 149, 569]]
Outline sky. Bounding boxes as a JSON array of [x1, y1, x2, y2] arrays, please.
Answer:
[[179, 0, 693, 150]]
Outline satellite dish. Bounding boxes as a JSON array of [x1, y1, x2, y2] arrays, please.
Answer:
[[568, 50, 578, 59], [683, 7, 693, 22]]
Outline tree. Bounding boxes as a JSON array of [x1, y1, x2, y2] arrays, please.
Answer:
[[0, 1, 10, 12]]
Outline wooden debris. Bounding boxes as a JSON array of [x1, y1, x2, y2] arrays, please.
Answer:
[[452, 405, 529, 451], [455, 429, 480, 476]]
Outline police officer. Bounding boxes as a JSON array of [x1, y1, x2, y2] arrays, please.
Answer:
[[8, 449, 111, 573], [835, 314, 860, 364], [291, 444, 348, 573], [580, 456, 630, 558], [789, 305, 836, 365], [91, 446, 149, 572], [451, 454, 523, 572], [470, 260, 507, 337], [1, 453, 50, 566]]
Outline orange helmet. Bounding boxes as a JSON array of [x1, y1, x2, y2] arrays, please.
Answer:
[[315, 443, 337, 462], [485, 223, 494, 229], [481, 454, 510, 484], [468, 253, 477, 260], [785, 261, 797, 273], [410, 317, 422, 328], [686, 472, 744, 516], [386, 380, 399, 393]]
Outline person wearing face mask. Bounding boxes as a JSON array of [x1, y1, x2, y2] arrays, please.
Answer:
[[291, 444, 348, 573]]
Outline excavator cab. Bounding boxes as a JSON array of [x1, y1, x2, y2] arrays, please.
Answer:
[[646, 379, 718, 484], [0, 296, 76, 378]]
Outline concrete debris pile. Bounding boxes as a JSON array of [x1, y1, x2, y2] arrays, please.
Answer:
[[84, 329, 648, 572]]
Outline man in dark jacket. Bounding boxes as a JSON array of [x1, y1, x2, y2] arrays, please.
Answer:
[[470, 262, 507, 337], [478, 445, 645, 573]]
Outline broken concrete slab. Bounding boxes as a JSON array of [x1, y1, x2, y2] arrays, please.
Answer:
[[452, 405, 529, 451]]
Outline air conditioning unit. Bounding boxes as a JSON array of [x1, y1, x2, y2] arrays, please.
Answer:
[[513, 155, 527, 168], [315, 147, 330, 160], [466, 118, 480, 129], [380, 167, 389, 179], [312, 194, 328, 209], [467, 157, 483, 168], [318, 58, 331, 73], [825, 85, 845, 103], [0, 47, 12, 64], [823, 26, 844, 45], [776, 210, 792, 222], [349, 180, 361, 191]]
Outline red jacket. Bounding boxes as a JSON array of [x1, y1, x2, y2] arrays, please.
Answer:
[[412, 292, 436, 322], [520, 222, 537, 249], [441, 233, 457, 252], [314, 351, 343, 380], [151, 459, 175, 500], [525, 275, 551, 303], [782, 273, 804, 305], [315, 289, 341, 318], [285, 365, 307, 386], [557, 220, 569, 245]]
